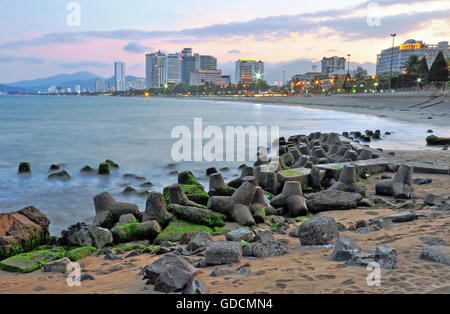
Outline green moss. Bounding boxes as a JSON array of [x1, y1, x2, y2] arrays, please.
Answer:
[[302, 186, 314, 193], [178, 171, 201, 186], [155, 220, 214, 243], [167, 205, 226, 228], [0, 226, 50, 260], [0, 248, 66, 273], [359, 199, 374, 207], [264, 191, 275, 200], [111, 221, 161, 243], [331, 165, 343, 170], [280, 170, 305, 177], [294, 216, 310, 223], [109, 242, 148, 253], [181, 185, 209, 206], [213, 227, 229, 236], [98, 162, 111, 175], [426, 135, 450, 146], [66, 246, 98, 261]]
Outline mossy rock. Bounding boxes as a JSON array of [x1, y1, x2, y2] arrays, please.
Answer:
[[178, 171, 202, 186], [426, 135, 450, 146], [105, 159, 119, 169], [18, 162, 31, 174], [302, 186, 314, 193], [359, 199, 374, 207], [111, 221, 161, 244], [294, 216, 310, 223], [264, 191, 275, 200], [48, 170, 71, 181], [280, 170, 305, 177], [108, 242, 148, 254], [0, 248, 66, 273], [80, 165, 96, 174], [0, 227, 50, 261], [213, 227, 229, 236], [167, 204, 226, 228], [98, 162, 111, 175], [155, 220, 213, 244], [66, 246, 98, 262], [181, 185, 210, 206]]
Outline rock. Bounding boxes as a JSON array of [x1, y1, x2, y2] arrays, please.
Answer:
[[382, 175, 393, 180], [226, 228, 254, 242], [183, 278, 209, 294], [48, 170, 71, 181], [232, 204, 256, 226], [80, 274, 95, 282], [254, 229, 274, 243], [359, 149, 373, 160], [0, 248, 66, 273], [122, 187, 137, 195], [250, 187, 272, 223], [369, 217, 392, 229], [105, 159, 119, 169], [168, 184, 205, 208], [144, 253, 198, 286], [424, 193, 445, 206], [419, 237, 445, 246], [209, 173, 235, 196], [98, 162, 111, 175], [412, 178, 432, 185], [210, 267, 235, 277], [118, 214, 137, 225], [61, 223, 113, 249], [205, 241, 242, 265], [376, 164, 413, 199], [228, 166, 256, 188], [41, 257, 73, 273], [332, 237, 361, 262], [426, 135, 450, 146], [206, 167, 218, 176], [330, 165, 365, 196], [270, 181, 308, 217], [309, 167, 322, 192], [180, 232, 196, 245], [385, 212, 419, 223], [297, 216, 339, 246], [186, 231, 213, 252], [143, 192, 173, 227], [436, 202, 450, 211], [80, 165, 96, 174], [375, 245, 398, 269], [250, 240, 289, 258], [155, 220, 213, 244], [0, 206, 50, 260], [18, 162, 31, 174], [168, 204, 226, 228], [420, 245, 450, 265], [355, 227, 376, 234], [111, 221, 161, 243], [153, 263, 196, 293], [93, 192, 140, 228], [307, 190, 363, 213]]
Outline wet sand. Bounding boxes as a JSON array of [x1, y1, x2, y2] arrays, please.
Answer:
[[0, 167, 448, 294]]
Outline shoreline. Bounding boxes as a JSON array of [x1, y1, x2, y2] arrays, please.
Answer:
[[188, 95, 450, 128]]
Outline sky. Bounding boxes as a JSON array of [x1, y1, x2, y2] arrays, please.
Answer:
[[0, 0, 449, 83]]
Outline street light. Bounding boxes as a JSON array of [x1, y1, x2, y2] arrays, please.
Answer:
[[347, 54, 351, 73], [389, 33, 397, 92]]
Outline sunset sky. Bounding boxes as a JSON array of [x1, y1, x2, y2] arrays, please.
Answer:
[[0, 0, 449, 82]]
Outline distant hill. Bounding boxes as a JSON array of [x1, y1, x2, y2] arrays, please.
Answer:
[[0, 84, 28, 94], [2, 72, 144, 93]]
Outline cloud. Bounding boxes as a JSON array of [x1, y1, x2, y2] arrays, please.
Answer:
[[59, 60, 111, 69], [123, 41, 153, 54], [228, 49, 240, 54], [0, 1, 447, 50], [0, 54, 45, 63]]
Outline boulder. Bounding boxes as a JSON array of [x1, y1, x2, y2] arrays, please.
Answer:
[[144, 253, 198, 293], [0, 248, 66, 273], [118, 214, 137, 225], [111, 221, 161, 243], [250, 240, 289, 258], [18, 162, 31, 174], [209, 173, 235, 196], [42, 257, 73, 273], [329, 165, 365, 196], [232, 182, 257, 206], [376, 164, 413, 199], [424, 193, 445, 206], [385, 212, 419, 223], [232, 204, 256, 226], [0, 206, 50, 260], [309, 167, 322, 192], [143, 192, 173, 227], [254, 229, 275, 243], [332, 237, 361, 262], [206, 167, 218, 176], [226, 228, 254, 242], [183, 278, 209, 294], [48, 170, 71, 181], [186, 231, 213, 252], [168, 204, 226, 228], [249, 187, 272, 223], [228, 166, 256, 188], [98, 162, 111, 175], [359, 149, 373, 160], [307, 190, 363, 213], [297, 216, 339, 246], [66, 246, 98, 261], [375, 245, 398, 269], [93, 192, 140, 228], [155, 220, 213, 244], [61, 223, 113, 249], [207, 196, 235, 217], [205, 241, 242, 265], [168, 184, 205, 208], [420, 245, 450, 266], [270, 181, 308, 217]]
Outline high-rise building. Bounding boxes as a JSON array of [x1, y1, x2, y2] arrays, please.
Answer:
[[221, 75, 231, 87], [75, 85, 81, 94], [376, 39, 450, 75], [190, 70, 223, 86], [182, 49, 199, 85], [235, 59, 264, 83], [95, 80, 107, 93], [199, 55, 217, 71], [167, 54, 183, 85], [114, 61, 126, 92], [321, 56, 347, 76], [146, 51, 167, 88], [48, 85, 57, 94]]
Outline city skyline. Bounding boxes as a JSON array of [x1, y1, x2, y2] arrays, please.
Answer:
[[0, 0, 449, 83]]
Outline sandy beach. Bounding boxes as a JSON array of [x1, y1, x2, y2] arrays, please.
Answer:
[[1, 159, 449, 294]]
